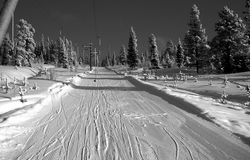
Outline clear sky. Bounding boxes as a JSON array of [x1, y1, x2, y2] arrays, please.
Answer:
[[1, 0, 246, 60]]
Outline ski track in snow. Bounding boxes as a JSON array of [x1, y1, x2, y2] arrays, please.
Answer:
[[0, 67, 250, 160]]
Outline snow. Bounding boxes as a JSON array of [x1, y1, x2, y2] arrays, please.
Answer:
[[134, 76, 250, 137], [0, 72, 85, 154], [1, 66, 250, 157], [1, 67, 250, 159]]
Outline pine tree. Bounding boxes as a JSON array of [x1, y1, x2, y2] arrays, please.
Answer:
[[66, 40, 74, 67], [64, 39, 70, 65], [57, 37, 68, 68], [176, 39, 185, 67], [211, 6, 249, 73], [119, 45, 127, 65], [199, 36, 211, 72], [127, 26, 139, 69], [111, 51, 116, 66], [165, 53, 174, 68], [15, 19, 36, 67], [106, 56, 110, 66], [45, 37, 51, 63], [140, 52, 145, 65], [183, 31, 192, 67], [161, 57, 167, 68], [184, 4, 209, 73], [144, 50, 151, 68], [164, 39, 176, 67], [148, 34, 160, 68], [243, 0, 250, 43], [34, 42, 44, 64], [71, 43, 77, 66], [41, 34, 47, 63], [106, 46, 111, 66], [165, 39, 175, 58], [0, 33, 13, 65], [50, 40, 58, 65], [144, 50, 149, 61], [159, 51, 164, 65]]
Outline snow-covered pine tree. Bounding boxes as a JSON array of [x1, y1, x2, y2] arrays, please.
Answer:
[[148, 34, 160, 69], [64, 39, 70, 66], [49, 40, 58, 65], [211, 6, 249, 73], [119, 45, 127, 65], [183, 31, 192, 67], [176, 39, 185, 67], [161, 57, 167, 68], [165, 52, 175, 68], [174, 44, 178, 58], [140, 52, 145, 66], [243, 0, 250, 44], [34, 42, 43, 64], [106, 56, 110, 66], [45, 37, 51, 63], [184, 4, 209, 73], [0, 33, 13, 65], [159, 50, 165, 65], [106, 46, 111, 66], [165, 39, 175, 59], [164, 39, 176, 68], [127, 26, 139, 69], [199, 34, 211, 73], [144, 50, 149, 62], [67, 40, 74, 67], [144, 50, 151, 68], [111, 51, 116, 66], [15, 19, 36, 67], [57, 37, 68, 68], [41, 34, 46, 63], [242, 0, 250, 72], [70, 42, 77, 66]]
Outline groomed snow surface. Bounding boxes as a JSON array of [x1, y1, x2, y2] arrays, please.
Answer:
[[0, 73, 84, 157], [0, 67, 249, 159], [138, 78, 250, 138]]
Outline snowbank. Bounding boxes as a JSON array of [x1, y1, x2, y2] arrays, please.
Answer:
[[131, 75, 250, 138], [0, 72, 86, 154]]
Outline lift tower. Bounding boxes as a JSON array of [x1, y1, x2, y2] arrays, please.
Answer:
[[83, 43, 93, 71]]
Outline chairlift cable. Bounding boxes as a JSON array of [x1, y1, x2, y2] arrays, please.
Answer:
[[34, 0, 71, 37]]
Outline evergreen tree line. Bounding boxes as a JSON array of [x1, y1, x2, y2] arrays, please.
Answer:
[[0, 19, 78, 68], [2, 1, 250, 74], [104, 1, 250, 74]]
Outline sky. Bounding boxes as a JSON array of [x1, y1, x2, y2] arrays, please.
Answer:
[[0, 0, 246, 60]]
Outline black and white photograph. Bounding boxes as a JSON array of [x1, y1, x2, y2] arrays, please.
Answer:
[[0, 0, 250, 159]]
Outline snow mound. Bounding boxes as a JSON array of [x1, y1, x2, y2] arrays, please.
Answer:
[[131, 75, 250, 138]]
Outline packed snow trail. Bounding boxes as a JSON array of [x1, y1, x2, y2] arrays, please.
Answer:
[[3, 67, 250, 159]]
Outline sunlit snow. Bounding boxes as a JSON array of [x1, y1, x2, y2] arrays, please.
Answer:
[[136, 77, 250, 137], [0, 73, 84, 154]]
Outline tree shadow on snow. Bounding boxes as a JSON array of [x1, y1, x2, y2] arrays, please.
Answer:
[[91, 74, 118, 76], [0, 103, 34, 123], [29, 77, 64, 83], [126, 77, 211, 121], [69, 82, 142, 92], [83, 77, 128, 80]]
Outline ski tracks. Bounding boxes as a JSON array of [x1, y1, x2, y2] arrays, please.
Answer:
[[4, 68, 250, 160]]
